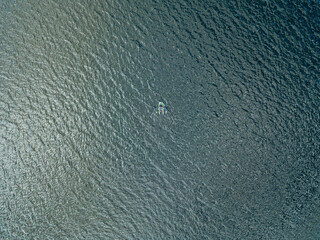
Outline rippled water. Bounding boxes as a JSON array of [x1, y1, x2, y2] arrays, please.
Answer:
[[1, 0, 319, 239]]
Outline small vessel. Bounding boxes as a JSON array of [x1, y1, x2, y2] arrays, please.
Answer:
[[158, 102, 165, 114]]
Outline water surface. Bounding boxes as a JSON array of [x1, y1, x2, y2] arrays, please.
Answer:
[[1, 0, 319, 239]]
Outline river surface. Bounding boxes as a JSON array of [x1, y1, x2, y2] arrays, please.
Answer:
[[1, 0, 319, 239]]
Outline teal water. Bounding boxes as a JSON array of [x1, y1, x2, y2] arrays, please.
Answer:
[[1, 0, 319, 239]]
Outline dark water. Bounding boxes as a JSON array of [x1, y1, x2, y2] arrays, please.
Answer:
[[1, 0, 319, 239]]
